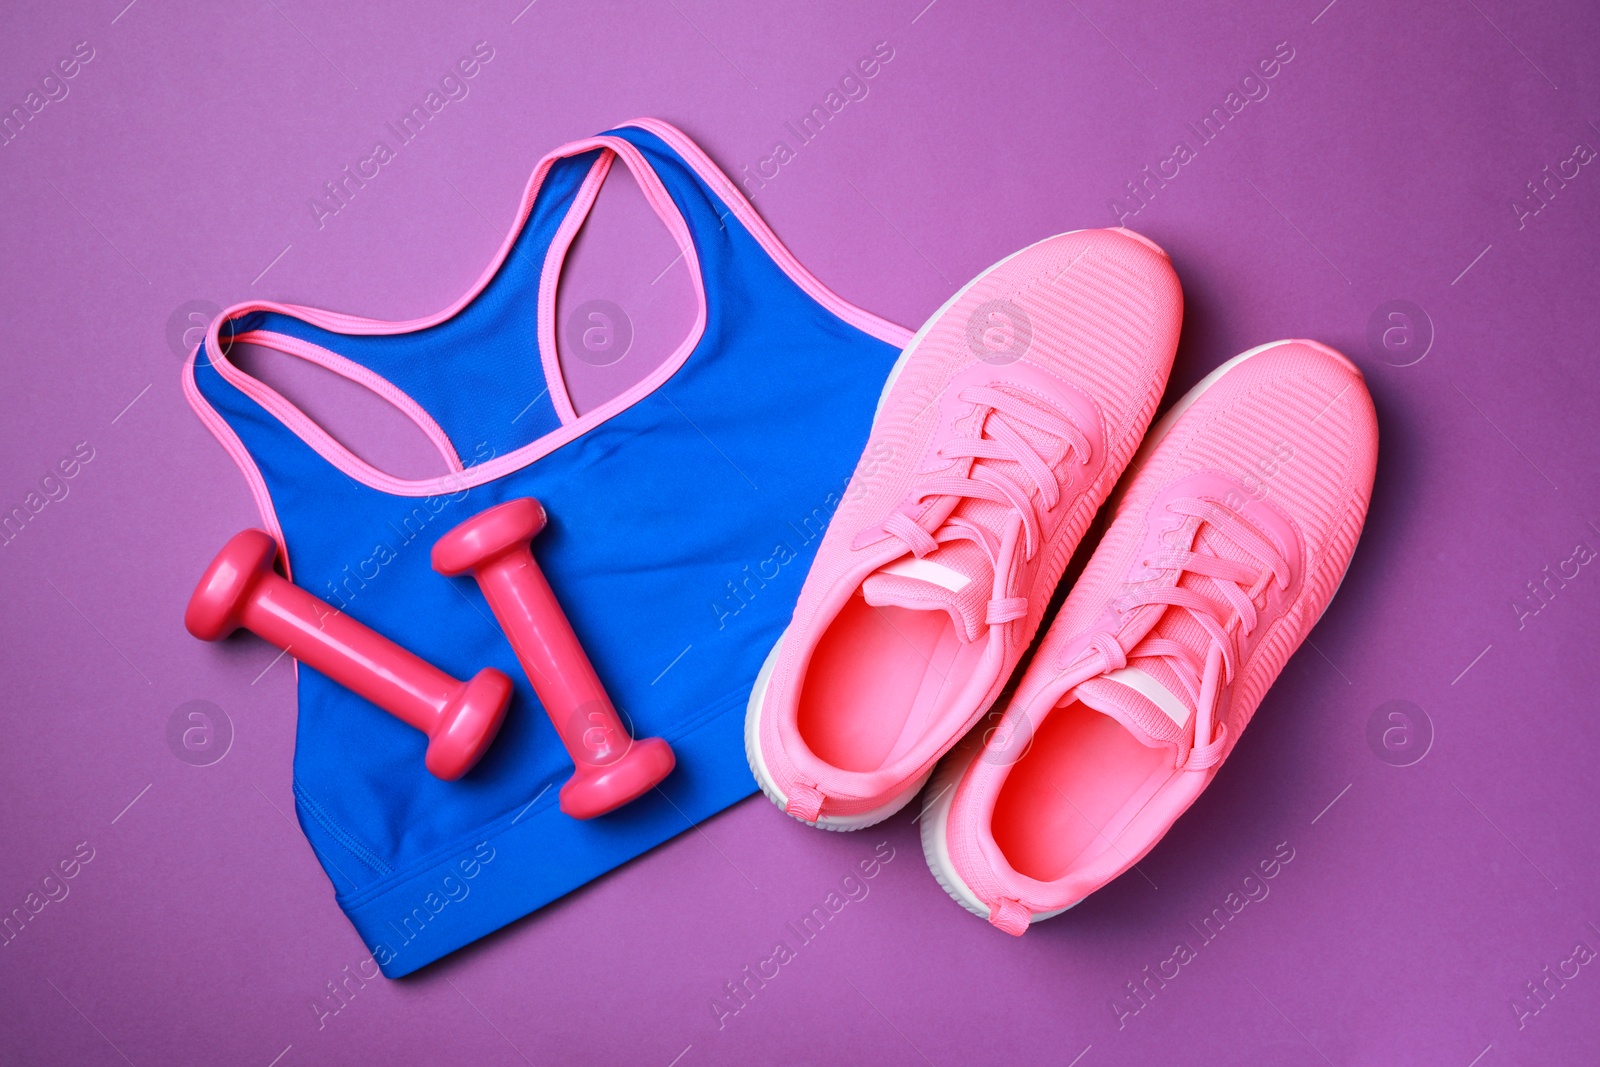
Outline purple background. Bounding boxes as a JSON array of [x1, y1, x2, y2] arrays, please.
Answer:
[[3, 0, 1598, 1064]]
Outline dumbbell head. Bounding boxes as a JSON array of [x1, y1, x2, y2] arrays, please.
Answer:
[[185, 529, 280, 642], [431, 498, 547, 577], [427, 667, 516, 780], [560, 735, 677, 819]]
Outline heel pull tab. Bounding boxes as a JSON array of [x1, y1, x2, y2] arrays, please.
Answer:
[[988, 897, 1031, 936], [785, 781, 824, 823]]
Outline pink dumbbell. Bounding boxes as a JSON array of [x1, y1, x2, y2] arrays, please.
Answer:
[[185, 529, 513, 781], [432, 499, 676, 819]]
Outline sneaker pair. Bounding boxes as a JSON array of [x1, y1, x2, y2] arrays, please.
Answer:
[[745, 228, 1377, 934]]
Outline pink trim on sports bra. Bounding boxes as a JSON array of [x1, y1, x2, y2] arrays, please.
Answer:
[[628, 118, 912, 349], [183, 119, 912, 507], [181, 349, 291, 572], [537, 134, 709, 429], [227, 329, 466, 473], [538, 148, 614, 426]]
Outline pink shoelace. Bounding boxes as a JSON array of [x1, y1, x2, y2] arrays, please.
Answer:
[[881, 385, 1089, 625], [1105, 497, 1291, 769]]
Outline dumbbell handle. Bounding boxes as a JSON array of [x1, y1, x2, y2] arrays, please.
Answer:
[[185, 529, 511, 780], [237, 575, 456, 736], [473, 551, 627, 767]]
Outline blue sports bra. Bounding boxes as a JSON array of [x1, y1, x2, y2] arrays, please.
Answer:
[[185, 119, 909, 976]]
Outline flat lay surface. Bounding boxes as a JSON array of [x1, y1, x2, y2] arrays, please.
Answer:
[[2, 1, 1598, 1064]]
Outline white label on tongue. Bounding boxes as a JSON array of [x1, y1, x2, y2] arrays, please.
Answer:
[[1102, 667, 1191, 728], [879, 557, 972, 592]]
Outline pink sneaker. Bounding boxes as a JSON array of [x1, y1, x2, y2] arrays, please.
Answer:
[[746, 229, 1183, 829], [921, 339, 1378, 931]]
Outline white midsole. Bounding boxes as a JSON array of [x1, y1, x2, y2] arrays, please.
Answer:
[[918, 743, 1076, 925], [918, 746, 990, 918]]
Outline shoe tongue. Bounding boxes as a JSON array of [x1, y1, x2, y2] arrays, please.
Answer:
[[1073, 669, 1190, 751], [861, 539, 991, 643], [860, 380, 1068, 643]]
